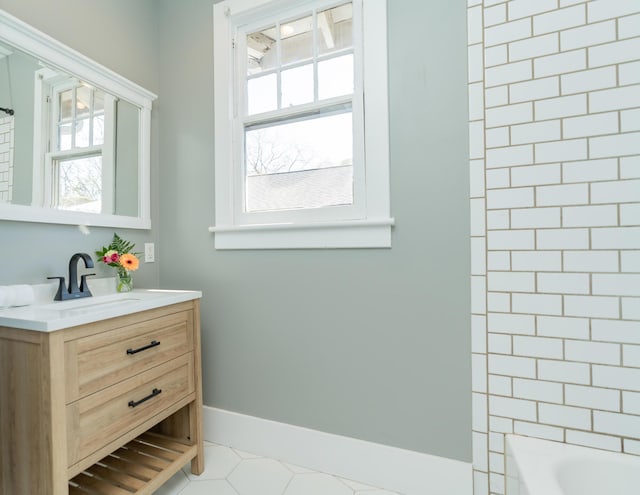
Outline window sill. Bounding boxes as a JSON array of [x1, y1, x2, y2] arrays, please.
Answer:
[[208, 218, 394, 249]]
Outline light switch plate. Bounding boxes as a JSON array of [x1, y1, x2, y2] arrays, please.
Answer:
[[144, 243, 155, 263]]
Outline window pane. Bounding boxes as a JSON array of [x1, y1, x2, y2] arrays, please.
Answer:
[[58, 89, 73, 150], [318, 3, 353, 55], [93, 115, 105, 145], [247, 27, 276, 75], [247, 73, 277, 115], [58, 123, 72, 151], [57, 155, 102, 213], [94, 90, 104, 112], [281, 64, 313, 107], [76, 86, 91, 121], [75, 118, 91, 148], [280, 14, 313, 66], [59, 89, 73, 121], [245, 110, 353, 212], [318, 54, 354, 100]]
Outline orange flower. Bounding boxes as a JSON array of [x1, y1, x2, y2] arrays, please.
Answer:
[[119, 253, 140, 272]]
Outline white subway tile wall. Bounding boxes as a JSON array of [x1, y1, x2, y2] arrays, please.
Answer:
[[468, 1, 640, 493], [0, 117, 14, 202]]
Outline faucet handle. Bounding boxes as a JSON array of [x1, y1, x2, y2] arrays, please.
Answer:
[[80, 273, 96, 295], [47, 276, 66, 301]]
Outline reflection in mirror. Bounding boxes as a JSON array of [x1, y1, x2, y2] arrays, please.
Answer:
[[0, 40, 140, 216], [0, 10, 156, 229]]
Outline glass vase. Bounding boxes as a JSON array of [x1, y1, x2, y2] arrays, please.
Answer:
[[116, 269, 133, 293]]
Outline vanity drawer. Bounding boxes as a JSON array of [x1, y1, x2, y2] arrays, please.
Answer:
[[65, 310, 194, 402], [66, 352, 194, 467]]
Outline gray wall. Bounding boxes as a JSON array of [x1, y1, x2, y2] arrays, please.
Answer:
[[156, 0, 471, 462], [0, 0, 160, 287]]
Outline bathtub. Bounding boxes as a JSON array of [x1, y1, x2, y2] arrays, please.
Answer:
[[505, 434, 640, 495]]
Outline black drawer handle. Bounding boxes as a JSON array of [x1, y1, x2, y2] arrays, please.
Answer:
[[126, 340, 160, 355], [128, 388, 162, 408]]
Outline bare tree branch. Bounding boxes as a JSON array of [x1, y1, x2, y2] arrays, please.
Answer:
[[246, 129, 315, 175]]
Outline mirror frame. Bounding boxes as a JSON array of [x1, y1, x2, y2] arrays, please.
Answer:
[[0, 10, 157, 229]]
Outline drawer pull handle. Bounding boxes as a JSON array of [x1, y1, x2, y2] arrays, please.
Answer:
[[128, 388, 162, 408], [126, 340, 161, 355]]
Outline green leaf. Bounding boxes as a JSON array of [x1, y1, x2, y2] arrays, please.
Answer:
[[111, 232, 136, 254]]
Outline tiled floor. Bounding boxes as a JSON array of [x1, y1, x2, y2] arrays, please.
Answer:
[[155, 443, 402, 495]]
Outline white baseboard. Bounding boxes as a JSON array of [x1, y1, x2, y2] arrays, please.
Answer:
[[203, 406, 472, 495]]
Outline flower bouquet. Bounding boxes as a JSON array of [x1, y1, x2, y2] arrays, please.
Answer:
[[96, 233, 141, 292]]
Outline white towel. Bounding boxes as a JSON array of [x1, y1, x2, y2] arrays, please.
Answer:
[[0, 285, 35, 307]]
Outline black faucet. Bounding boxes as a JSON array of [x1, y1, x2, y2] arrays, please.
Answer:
[[48, 253, 96, 301]]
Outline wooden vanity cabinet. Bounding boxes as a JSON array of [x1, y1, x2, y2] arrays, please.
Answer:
[[0, 299, 204, 495]]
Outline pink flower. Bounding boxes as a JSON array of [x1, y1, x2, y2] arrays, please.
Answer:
[[103, 250, 120, 264]]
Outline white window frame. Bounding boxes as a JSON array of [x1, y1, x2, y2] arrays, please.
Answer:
[[211, 0, 393, 249]]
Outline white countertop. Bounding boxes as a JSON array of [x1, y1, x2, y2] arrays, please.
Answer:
[[0, 279, 201, 332]]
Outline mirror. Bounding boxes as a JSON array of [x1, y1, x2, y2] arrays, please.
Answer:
[[0, 10, 156, 229]]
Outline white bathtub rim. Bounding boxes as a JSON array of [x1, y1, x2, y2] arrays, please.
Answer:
[[506, 434, 640, 495], [506, 435, 565, 495]]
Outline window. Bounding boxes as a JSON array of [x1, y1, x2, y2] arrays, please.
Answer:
[[34, 70, 116, 214], [212, 0, 392, 249], [48, 82, 115, 213]]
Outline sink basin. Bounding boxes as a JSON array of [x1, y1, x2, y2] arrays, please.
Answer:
[[0, 289, 201, 332], [37, 293, 142, 312]]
